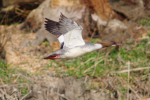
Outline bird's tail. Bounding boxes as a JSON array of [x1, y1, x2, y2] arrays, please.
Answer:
[[43, 54, 60, 60]]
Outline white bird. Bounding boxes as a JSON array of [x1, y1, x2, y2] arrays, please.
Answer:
[[44, 13, 122, 60]]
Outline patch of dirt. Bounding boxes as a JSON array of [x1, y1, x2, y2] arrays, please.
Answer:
[[1, 74, 150, 100], [4, 24, 59, 73], [1, 20, 149, 100]]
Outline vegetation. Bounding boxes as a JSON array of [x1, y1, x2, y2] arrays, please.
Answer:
[[1, 36, 149, 99], [0, 60, 31, 83], [0, 0, 150, 98], [0, 25, 150, 100], [46, 36, 150, 99], [47, 38, 150, 78], [0, 60, 31, 97], [139, 19, 150, 26]]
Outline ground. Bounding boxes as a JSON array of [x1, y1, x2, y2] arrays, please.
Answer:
[[0, 20, 150, 99], [0, 0, 150, 99]]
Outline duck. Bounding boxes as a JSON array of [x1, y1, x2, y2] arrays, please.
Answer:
[[43, 13, 122, 60]]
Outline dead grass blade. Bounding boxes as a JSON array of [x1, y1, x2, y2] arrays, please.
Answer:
[[77, 57, 95, 68], [20, 90, 32, 100], [92, 51, 101, 76], [112, 67, 150, 74], [0, 89, 17, 100], [128, 85, 142, 100], [118, 77, 143, 100], [54, 92, 70, 100], [127, 61, 130, 100], [83, 57, 104, 73]]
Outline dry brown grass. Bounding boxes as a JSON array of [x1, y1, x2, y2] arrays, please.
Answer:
[[0, 1, 150, 100], [0, 26, 10, 59]]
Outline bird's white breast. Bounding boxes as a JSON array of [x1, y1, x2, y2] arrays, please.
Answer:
[[62, 47, 93, 59]]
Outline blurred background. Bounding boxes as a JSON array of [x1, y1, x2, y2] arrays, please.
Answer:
[[0, 0, 150, 100]]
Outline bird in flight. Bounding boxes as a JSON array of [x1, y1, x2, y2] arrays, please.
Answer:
[[44, 13, 122, 60]]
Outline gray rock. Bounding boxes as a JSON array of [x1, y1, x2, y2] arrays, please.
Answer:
[[102, 19, 131, 42], [21, 0, 91, 46]]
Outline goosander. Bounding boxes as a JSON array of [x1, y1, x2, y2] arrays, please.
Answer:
[[43, 13, 122, 60]]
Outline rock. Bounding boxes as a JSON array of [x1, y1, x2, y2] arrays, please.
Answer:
[[101, 19, 131, 43], [105, 19, 128, 32], [109, 1, 145, 19], [32, 84, 44, 100], [20, 0, 92, 46], [21, 27, 58, 46], [64, 77, 89, 100], [0, 25, 19, 60], [91, 90, 107, 100], [91, 13, 107, 26]]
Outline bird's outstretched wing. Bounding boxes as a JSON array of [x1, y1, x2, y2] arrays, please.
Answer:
[[57, 13, 85, 48], [45, 18, 64, 49], [45, 13, 85, 49], [45, 18, 62, 37]]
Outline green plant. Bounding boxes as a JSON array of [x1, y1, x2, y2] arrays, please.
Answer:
[[0, 60, 31, 84], [47, 38, 150, 78], [139, 19, 150, 26]]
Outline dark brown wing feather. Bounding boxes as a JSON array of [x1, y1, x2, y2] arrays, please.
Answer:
[[57, 13, 80, 34], [45, 18, 62, 37]]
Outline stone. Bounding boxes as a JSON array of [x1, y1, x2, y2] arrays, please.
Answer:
[[102, 19, 131, 42], [20, 0, 91, 46]]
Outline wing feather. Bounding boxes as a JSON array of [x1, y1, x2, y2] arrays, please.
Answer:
[[45, 18, 64, 48], [45, 18, 62, 37], [57, 13, 85, 48]]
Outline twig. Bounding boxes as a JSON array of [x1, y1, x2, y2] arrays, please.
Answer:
[[117, 54, 125, 64], [104, 51, 110, 65], [90, 28, 97, 39], [0, 12, 8, 24], [99, 81, 108, 94], [77, 57, 95, 68], [20, 90, 32, 100], [127, 61, 130, 100], [84, 75, 88, 83], [13, 74, 21, 83], [0, 89, 15, 100], [92, 51, 101, 76], [0, 78, 5, 86], [54, 92, 70, 100], [148, 74, 150, 97], [12, 73, 36, 83], [118, 77, 142, 100], [112, 67, 150, 74], [0, 83, 29, 88], [128, 86, 142, 100], [83, 58, 104, 73], [56, 80, 60, 100]]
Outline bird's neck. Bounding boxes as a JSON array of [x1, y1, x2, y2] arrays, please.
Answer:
[[93, 43, 103, 50]]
